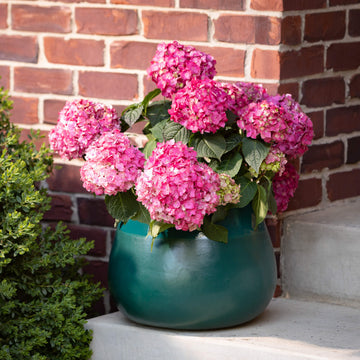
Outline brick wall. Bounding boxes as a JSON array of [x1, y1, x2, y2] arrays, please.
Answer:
[[1, 0, 359, 314]]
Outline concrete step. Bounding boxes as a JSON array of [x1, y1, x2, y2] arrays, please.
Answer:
[[282, 199, 360, 307], [85, 298, 360, 359]]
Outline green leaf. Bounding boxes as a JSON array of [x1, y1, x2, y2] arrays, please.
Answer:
[[211, 205, 229, 224], [131, 202, 151, 224], [105, 190, 139, 223], [202, 216, 228, 243], [242, 137, 270, 174], [225, 133, 242, 152], [146, 100, 171, 127], [150, 119, 167, 142], [143, 138, 157, 158], [236, 176, 257, 208], [123, 104, 144, 127], [149, 220, 174, 239], [193, 134, 226, 160], [268, 189, 278, 215], [163, 121, 191, 144], [215, 151, 243, 177], [225, 110, 238, 125], [252, 184, 268, 228], [142, 88, 161, 111]]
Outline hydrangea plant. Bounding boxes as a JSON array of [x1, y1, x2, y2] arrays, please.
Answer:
[[49, 41, 314, 243]]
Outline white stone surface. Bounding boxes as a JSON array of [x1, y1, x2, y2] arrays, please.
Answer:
[[282, 200, 360, 306], [85, 298, 360, 360]]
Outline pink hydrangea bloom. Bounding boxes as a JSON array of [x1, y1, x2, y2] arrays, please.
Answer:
[[147, 41, 216, 98], [80, 129, 145, 196], [135, 140, 220, 231], [49, 99, 119, 160], [264, 147, 287, 175], [168, 79, 230, 134], [272, 162, 299, 212]]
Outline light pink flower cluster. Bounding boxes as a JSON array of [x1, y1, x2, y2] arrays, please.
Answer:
[[169, 79, 230, 134], [263, 147, 287, 175], [49, 99, 119, 160], [135, 140, 220, 231], [237, 94, 313, 158], [217, 174, 241, 206], [147, 41, 216, 98], [80, 129, 145, 196], [272, 162, 299, 212]]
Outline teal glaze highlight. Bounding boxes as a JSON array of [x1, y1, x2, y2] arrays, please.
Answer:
[[108, 206, 277, 330]]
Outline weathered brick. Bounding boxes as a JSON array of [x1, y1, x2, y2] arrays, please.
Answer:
[[301, 77, 345, 107], [327, 169, 360, 202], [280, 46, 324, 79], [111, 41, 157, 70], [44, 37, 104, 66], [326, 105, 360, 136], [76, 8, 138, 36], [78, 198, 115, 227], [48, 0, 105, 2], [329, 0, 358, 5], [112, 0, 173, 5], [327, 42, 360, 71], [12, 4, 71, 33], [18, 129, 49, 149], [274, 284, 282, 297], [265, 218, 281, 248], [287, 178, 322, 211], [251, 0, 282, 11], [277, 82, 299, 100], [44, 99, 66, 125], [281, 16, 302, 46], [349, 10, 360, 37], [283, 0, 326, 10], [47, 164, 86, 194], [142, 11, 208, 41], [0, 4, 7, 28], [0, 35, 38, 63], [251, 49, 280, 79], [78, 71, 138, 100], [214, 15, 281, 45], [347, 136, 360, 164], [11, 97, 39, 125], [44, 194, 73, 222], [181, 0, 245, 10], [350, 74, 360, 98], [83, 260, 109, 288], [14, 67, 73, 95], [301, 141, 344, 173], [0, 66, 10, 89], [306, 111, 324, 140]]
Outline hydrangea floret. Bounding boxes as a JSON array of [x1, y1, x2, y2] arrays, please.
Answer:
[[49, 40, 314, 243]]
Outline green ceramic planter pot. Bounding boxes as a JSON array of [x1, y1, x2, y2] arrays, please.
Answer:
[[108, 206, 276, 330]]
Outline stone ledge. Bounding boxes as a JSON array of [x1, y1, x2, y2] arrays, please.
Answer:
[[85, 298, 360, 360]]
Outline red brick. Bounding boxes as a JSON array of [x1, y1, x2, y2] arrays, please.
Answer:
[[327, 169, 360, 202], [44, 37, 104, 66], [78, 197, 115, 227], [142, 11, 208, 41], [329, 0, 358, 4], [281, 16, 302, 46], [18, 129, 49, 150], [283, 0, 326, 10], [44, 194, 73, 222], [251, 49, 280, 79], [180, 0, 245, 10], [14, 67, 73, 95], [0, 66, 10, 89], [76, 8, 138, 36], [287, 178, 322, 211], [67, 224, 107, 257], [111, 41, 157, 70], [11, 97, 39, 125], [305, 12, 345, 42], [277, 82, 299, 100], [326, 105, 360, 136], [350, 74, 360, 98], [83, 260, 109, 289], [0, 4, 7, 28], [44, 99, 66, 125], [0, 35, 38, 63], [12, 5, 71, 33], [301, 141, 344, 173], [262, 83, 280, 96], [78, 71, 138, 100], [251, 0, 282, 11], [48, 0, 105, 2], [112, 0, 173, 5], [214, 15, 281, 45], [301, 77, 345, 108], [274, 284, 282, 297], [280, 46, 324, 79], [306, 111, 324, 140], [47, 164, 86, 194], [265, 217, 281, 248], [327, 42, 360, 71], [347, 136, 360, 164], [349, 10, 360, 37]]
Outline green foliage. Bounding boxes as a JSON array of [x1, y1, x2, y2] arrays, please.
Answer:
[[0, 86, 103, 359]]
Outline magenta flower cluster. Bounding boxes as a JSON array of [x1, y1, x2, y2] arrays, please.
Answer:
[[80, 129, 145, 196], [147, 41, 216, 98], [169, 79, 230, 134], [49, 99, 119, 160], [136, 140, 220, 231]]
